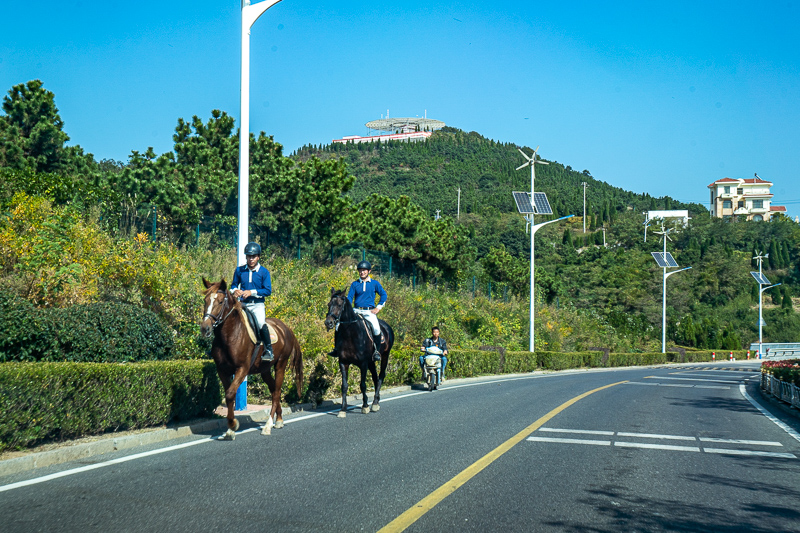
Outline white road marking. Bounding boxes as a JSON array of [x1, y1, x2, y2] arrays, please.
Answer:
[[617, 432, 696, 441], [704, 448, 796, 459], [672, 372, 756, 378], [539, 428, 614, 436], [624, 382, 730, 390], [699, 438, 782, 446], [647, 376, 742, 384], [615, 442, 700, 452], [738, 384, 800, 444], [527, 436, 610, 446]]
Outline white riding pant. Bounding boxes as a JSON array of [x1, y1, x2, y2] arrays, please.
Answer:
[[243, 301, 266, 329], [355, 309, 381, 336]]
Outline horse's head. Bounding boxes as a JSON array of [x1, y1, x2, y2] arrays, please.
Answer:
[[324, 287, 348, 331], [201, 277, 231, 337]]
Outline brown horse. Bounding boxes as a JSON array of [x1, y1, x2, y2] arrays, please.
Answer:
[[201, 277, 303, 440]]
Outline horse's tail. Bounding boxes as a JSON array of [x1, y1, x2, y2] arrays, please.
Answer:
[[289, 330, 304, 400]]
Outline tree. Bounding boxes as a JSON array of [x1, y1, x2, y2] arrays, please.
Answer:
[[0, 80, 94, 176]]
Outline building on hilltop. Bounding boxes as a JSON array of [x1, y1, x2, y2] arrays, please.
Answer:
[[333, 115, 445, 145], [708, 175, 786, 221]]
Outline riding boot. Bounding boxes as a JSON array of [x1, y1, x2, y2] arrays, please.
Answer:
[[372, 332, 382, 362], [260, 325, 274, 361]]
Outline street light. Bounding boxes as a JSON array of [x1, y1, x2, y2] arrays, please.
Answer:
[[651, 224, 691, 353], [752, 251, 781, 358], [238, 0, 282, 266], [512, 156, 574, 352], [236, 0, 281, 411]]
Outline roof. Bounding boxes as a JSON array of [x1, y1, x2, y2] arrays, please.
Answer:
[[770, 205, 787, 212], [707, 177, 773, 188]]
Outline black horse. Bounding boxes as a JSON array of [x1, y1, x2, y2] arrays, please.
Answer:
[[324, 288, 394, 418]]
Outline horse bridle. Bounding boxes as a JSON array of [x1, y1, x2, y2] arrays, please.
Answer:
[[328, 295, 358, 328], [203, 290, 236, 329]]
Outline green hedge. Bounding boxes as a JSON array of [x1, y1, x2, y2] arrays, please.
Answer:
[[0, 293, 174, 362], [0, 361, 221, 452]]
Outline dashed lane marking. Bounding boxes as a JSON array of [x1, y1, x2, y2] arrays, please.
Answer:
[[526, 427, 794, 458], [624, 382, 730, 390]]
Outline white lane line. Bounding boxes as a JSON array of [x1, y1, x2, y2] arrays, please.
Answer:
[[699, 438, 783, 446], [739, 384, 800, 444], [672, 372, 756, 378], [539, 428, 614, 436], [615, 442, 700, 452], [617, 432, 696, 441], [0, 434, 231, 493], [624, 382, 729, 389], [527, 437, 610, 446], [703, 448, 796, 459], [647, 376, 742, 384]]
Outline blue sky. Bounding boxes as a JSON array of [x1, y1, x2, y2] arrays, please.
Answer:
[[3, 1, 799, 219]]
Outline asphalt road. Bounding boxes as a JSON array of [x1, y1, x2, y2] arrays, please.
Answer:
[[2, 362, 800, 532]]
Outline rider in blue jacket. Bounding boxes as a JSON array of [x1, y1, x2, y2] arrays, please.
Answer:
[[347, 260, 387, 361], [231, 242, 273, 361]]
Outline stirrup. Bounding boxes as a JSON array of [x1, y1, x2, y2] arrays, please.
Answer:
[[373, 350, 381, 362], [262, 345, 274, 362]]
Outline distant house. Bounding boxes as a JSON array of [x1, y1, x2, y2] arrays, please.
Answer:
[[708, 177, 786, 221]]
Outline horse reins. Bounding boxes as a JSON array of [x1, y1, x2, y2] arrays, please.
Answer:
[[203, 290, 236, 329]]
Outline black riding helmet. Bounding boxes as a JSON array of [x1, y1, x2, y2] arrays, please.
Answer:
[[244, 242, 261, 256], [357, 260, 372, 270]]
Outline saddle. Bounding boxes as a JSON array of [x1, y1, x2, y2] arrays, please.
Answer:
[[240, 306, 278, 345]]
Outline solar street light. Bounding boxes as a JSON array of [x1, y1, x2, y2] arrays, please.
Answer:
[[513, 146, 573, 352], [752, 251, 781, 357], [651, 224, 691, 353]]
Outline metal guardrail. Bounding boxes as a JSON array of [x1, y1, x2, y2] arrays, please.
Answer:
[[749, 342, 800, 359], [761, 373, 800, 409]]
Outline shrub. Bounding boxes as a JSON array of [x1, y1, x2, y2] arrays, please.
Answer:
[[0, 297, 173, 362], [0, 361, 222, 451]]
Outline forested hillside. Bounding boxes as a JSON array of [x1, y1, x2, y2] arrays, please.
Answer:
[[294, 128, 800, 349]]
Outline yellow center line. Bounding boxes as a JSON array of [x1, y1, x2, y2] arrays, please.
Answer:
[[378, 380, 628, 533]]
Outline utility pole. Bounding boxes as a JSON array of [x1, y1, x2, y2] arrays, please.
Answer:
[[582, 182, 588, 233], [457, 187, 461, 220]]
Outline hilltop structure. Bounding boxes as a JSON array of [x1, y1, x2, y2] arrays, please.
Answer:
[[333, 116, 445, 145], [708, 176, 786, 221]]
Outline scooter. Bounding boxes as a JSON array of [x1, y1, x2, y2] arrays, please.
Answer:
[[423, 346, 443, 391]]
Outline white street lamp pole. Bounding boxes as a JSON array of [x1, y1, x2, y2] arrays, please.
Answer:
[[530, 215, 574, 351], [236, 0, 281, 410], [753, 252, 780, 357], [238, 0, 282, 266], [582, 182, 588, 233]]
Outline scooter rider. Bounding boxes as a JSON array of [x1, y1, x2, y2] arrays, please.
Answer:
[[347, 260, 387, 361], [421, 326, 448, 381], [231, 242, 273, 361]]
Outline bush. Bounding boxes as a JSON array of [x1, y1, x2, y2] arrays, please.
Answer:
[[0, 297, 174, 362], [0, 361, 222, 452]]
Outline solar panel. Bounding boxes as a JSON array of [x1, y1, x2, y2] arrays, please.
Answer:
[[512, 191, 535, 214], [532, 192, 553, 215], [651, 252, 679, 268], [751, 271, 771, 285]]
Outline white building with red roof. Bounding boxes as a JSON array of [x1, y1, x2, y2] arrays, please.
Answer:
[[707, 176, 786, 221]]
